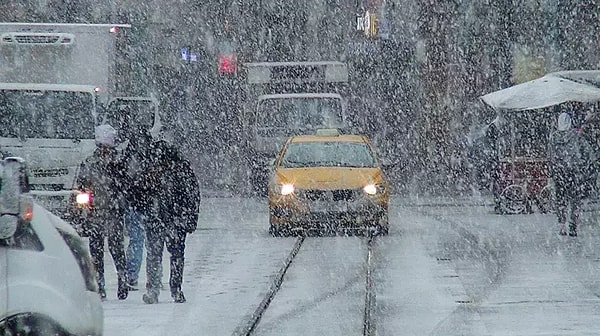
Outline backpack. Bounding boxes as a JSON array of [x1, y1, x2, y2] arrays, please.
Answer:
[[176, 158, 201, 233]]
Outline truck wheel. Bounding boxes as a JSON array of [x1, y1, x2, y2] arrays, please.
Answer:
[[269, 214, 286, 237], [250, 170, 268, 197]]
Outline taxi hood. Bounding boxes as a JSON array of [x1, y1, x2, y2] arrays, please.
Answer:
[[274, 167, 384, 190]]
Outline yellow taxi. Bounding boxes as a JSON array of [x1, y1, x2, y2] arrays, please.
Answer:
[[267, 129, 389, 236]]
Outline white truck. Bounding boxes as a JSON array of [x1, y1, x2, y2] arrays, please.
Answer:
[[0, 22, 148, 214]]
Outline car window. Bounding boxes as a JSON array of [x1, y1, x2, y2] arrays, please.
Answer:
[[280, 141, 376, 168]]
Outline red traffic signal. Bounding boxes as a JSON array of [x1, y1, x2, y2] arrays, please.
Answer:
[[218, 53, 237, 74]]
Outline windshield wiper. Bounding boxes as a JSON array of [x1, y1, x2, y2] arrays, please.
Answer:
[[282, 160, 305, 168]]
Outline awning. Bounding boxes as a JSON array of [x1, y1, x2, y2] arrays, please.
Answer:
[[480, 71, 600, 111]]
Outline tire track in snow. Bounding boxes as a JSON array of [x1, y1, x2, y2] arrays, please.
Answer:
[[232, 236, 305, 336]]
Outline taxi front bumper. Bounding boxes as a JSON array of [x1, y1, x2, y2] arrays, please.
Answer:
[[269, 189, 388, 229]]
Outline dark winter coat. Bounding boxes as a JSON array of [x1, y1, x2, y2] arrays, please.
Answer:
[[77, 147, 127, 212], [155, 141, 201, 234], [118, 133, 159, 211], [547, 129, 593, 180]]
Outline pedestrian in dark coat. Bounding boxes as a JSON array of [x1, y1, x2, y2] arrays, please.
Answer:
[[547, 112, 593, 236], [77, 124, 128, 300], [118, 127, 158, 289], [142, 141, 201, 304]]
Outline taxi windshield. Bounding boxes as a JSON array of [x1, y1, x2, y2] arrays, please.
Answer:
[[280, 141, 376, 168]]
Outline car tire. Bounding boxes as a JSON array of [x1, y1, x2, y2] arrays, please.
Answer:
[[1, 313, 65, 335]]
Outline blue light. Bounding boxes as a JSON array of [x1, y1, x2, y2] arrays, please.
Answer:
[[180, 47, 189, 61]]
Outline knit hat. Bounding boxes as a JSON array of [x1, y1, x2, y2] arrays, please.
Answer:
[[557, 112, 572, 131], [95, 124, 117, 147]]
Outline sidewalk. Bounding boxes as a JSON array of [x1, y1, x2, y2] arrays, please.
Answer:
[[393, 194, 495, 208]]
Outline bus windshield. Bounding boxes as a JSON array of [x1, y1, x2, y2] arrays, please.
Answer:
[[0, 90, 95, 139], [256, 97, 344, 130]]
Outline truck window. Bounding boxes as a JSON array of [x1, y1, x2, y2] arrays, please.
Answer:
[[256, 98, 343, 129], [0, 90, 95, 140]]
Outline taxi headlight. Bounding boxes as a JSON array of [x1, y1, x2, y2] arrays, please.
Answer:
[[363, 184, 385, 195], [76, 192, 91, 205], [280, 184, 295, 196]]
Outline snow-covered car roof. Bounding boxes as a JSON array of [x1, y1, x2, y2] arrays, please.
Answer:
[[0, 82, 98, 93], [257, 93, 343, 101], [480, 70, 600, 111]]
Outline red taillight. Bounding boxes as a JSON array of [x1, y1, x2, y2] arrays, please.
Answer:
[[218, 53, 237, 74], [20, 195, 33, 221]]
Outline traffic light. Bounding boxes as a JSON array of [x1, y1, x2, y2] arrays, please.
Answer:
[[218, 52, 237, 74]]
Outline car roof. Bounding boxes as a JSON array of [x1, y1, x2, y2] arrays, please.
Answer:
[[289, 134, 368, 143]]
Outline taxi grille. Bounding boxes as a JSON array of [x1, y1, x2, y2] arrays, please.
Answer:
[[300, 189, 357, 201]]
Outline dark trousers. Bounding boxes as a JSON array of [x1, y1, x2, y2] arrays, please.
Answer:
[[553, 168, 583, 227], [145, 225, 187, 295], [88, 209, 127, 290]]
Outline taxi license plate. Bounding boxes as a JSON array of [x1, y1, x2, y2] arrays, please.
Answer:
[[311, 201, 347, 213]]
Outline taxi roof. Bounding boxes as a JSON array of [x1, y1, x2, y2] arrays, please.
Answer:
[[290, 134, 367, 143]]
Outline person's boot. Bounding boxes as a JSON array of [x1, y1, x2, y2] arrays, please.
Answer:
[[569, 206, 581, 237], [557, 207, 568, 236], [559, 224, 567, 236], [142, 289, 159, 304], [117, 278, 129, 300], [97, 277, 107, 300], [568, 223, 578, 237], [171, 288, 186, 303]]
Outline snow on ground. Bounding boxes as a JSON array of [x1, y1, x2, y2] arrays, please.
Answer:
[[102, 198, 296, 336], [254, 237, 367, 335], [99, 196, 600, 335]]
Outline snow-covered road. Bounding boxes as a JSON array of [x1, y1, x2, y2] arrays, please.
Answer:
[[100, 197, 600, 335]]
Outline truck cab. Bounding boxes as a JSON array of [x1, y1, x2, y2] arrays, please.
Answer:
[[0, 83, 101, 211], [0, 22, 143, 215]]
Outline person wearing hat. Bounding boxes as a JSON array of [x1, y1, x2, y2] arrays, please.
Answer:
[[548, 112, 594, 237], [77, 124, 129, 300]]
